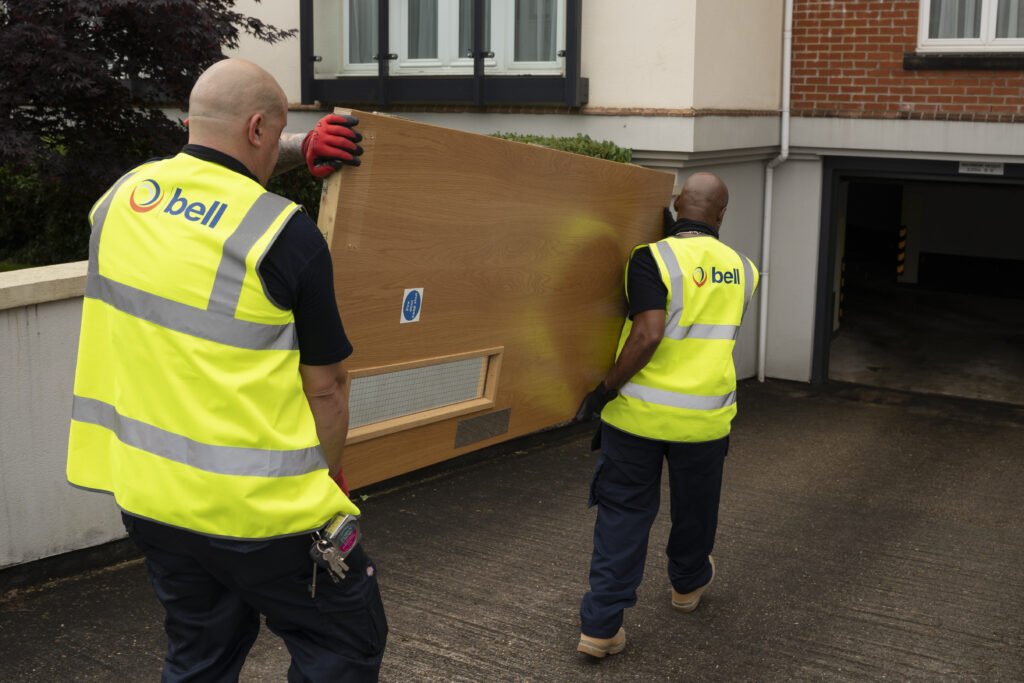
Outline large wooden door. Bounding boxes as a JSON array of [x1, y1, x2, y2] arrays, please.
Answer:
[[318, 110, 674, 487]]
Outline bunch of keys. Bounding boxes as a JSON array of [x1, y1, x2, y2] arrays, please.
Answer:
[[308, 513, 361, 597]]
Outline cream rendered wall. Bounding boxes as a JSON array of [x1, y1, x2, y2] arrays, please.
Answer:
[[581, 0, 696, 109], [228, 1, 304, 103], [693, 0, 783, 110]]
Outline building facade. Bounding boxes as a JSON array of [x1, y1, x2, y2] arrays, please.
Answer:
[[233, 0, 1022, 389]]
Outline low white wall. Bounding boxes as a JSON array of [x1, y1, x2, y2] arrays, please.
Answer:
[[0, 264, 125, 570]]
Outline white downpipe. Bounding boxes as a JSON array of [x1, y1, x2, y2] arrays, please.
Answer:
[[757, 0, 793, 382]]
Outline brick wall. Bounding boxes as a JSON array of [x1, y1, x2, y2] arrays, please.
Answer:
[[792, 0, 1024, 122]]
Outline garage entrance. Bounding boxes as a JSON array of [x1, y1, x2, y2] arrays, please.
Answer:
[[815, 158, 1024, 405]]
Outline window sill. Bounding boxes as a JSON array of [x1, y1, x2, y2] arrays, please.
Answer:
[[903, 52, 1024, 70], [309, 74, 588, 107]]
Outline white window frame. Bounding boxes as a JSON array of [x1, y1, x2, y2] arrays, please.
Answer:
[[317, 0, 565, 76], [917, 0, 1024, 52], [499, 0, 566, 75], [392, 1, 491, 75], [392, 0, 565, 75]]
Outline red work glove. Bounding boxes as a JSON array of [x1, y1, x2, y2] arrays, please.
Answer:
[[332, 469, 350, 497], [301, 114, 363, 178]]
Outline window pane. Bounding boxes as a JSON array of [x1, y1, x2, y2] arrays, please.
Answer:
[[928, 0, 982, 38], [459, 0, 491, 58], [515, 0, 557, 61], [997, 0, 1024, 37], [349, 0, 378, 63], [408, 0, 438, 59]]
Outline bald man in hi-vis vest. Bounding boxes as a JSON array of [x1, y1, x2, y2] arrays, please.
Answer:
[[67, 59, 387, 680]]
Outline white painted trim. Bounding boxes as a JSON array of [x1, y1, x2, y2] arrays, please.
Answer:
[[791, 116, 1024, 160]]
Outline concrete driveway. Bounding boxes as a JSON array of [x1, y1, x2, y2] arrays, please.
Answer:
[[1, 379, 1022, 681]]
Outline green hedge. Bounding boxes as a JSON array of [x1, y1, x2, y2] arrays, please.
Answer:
[[266, 170, 323, 224], [0, 163, 93, 266], [490, 132, 632, 163]]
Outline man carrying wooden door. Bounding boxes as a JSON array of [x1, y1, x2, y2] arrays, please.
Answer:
[[67, 58, 387, 680], [574, 172, 758, 658]]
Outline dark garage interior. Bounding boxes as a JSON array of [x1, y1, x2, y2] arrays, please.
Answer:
[[827, 177, 1024, 405]]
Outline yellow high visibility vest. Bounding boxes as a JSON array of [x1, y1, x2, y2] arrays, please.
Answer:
[[67, 152, 358, 539], [600, 234, 759, 442]]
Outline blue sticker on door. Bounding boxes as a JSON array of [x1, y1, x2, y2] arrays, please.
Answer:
[[401, 288, 423, 323]]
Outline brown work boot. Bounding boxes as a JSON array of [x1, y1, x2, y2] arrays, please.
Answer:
[[577, 627, 626, 658], [671, 556, 715, 613]]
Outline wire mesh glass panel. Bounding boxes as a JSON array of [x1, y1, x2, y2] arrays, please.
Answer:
[[349, 357, 485, 428]]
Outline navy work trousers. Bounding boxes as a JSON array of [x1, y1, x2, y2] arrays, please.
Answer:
[[579, 424, 728, 638], [123, 513, 387, 682]]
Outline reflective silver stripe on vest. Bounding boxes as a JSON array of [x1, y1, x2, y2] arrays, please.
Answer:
[[619, 382, 737, 411], [670, 324, 739, 340], [88, 171, 139, 274], [208, 193, 298, 316], [739, 253, 755, 317], [655, 241, 686, 333], [85, 274, 297, 350], [657, 241, 742, 341], [72, 395, 325, 477]]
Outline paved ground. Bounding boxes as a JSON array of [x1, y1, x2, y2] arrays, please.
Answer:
[[829, 285, 1024, 406], [1, 379, 1022, 681]]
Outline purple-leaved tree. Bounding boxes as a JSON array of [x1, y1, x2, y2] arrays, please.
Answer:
[[0, 0, 295, 265]]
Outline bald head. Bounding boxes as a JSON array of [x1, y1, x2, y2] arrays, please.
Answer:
[[189, 59, 286, 136], [186, 59, 288, 185], [673, 172, 729, 232]]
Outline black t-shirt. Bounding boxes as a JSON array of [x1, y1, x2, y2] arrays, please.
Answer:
[[626, 219, 719, 318], [181, 145, 352, 365]]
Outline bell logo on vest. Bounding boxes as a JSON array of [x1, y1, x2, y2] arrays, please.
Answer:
[[129, 179, 164, 213], [693, 266, 707, 287], [162, 187, 228, 228], [694, 266, 741, 287], [711, 267, 741, 285]]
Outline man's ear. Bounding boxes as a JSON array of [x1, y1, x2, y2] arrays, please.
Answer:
[[247, 113, 265, 147]]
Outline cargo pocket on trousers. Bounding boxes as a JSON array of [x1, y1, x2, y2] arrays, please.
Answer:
[[313, 556, 388, 660], [588, 453, 606, 508]]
